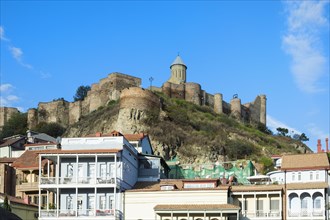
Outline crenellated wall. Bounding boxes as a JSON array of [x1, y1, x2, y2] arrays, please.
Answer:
[[161, 81, 266, 125], [27, 73, 141, 129]]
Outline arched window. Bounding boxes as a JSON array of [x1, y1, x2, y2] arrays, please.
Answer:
[[300, 192, 312, 215], [313, 192, 323, 209], [298, 172, 301, 181], [289, 193, 299, 210]]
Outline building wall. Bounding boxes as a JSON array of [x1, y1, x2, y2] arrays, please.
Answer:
[[0, 164, 16, 196], [124, 190, 228, 220], [285, 170, 327, 183], [232, 193, 281, 218], [121, 145, 139, 190], [140, 137, 153, 155], [11, 202, 38, 220], [59, 188, 116, 214]]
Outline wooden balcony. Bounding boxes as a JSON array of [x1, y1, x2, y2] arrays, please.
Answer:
[[16, 182, 39, 192]]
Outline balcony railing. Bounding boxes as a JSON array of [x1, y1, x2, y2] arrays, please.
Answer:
[[242, 210, 281, 218], [288, 209, 324, 217], [40, 209, 117, 218], [16, 181, 39, 191], [40, 176, 120, 186]]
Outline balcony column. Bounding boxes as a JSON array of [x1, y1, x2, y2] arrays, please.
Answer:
[[38, 155, 42, 218], [56, 155, 59, 184], [241, 194, 245, 217], [76, 155, 79, 184], [279, 192, 282, 219], [254, 193, 257, 217], [47, 159, 50, 178], [29, 170, 33, 183], [267, 193, 270, 217]]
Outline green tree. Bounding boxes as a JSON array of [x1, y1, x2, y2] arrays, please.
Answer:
[[0, 112, 27, 139], [259, 156, 274, 174], [73, 85, 91, 101], [299, 133, 309, 142], [3, 196, 11, 212], [34, 122, 66, 138], [276, 127, 289, 136]]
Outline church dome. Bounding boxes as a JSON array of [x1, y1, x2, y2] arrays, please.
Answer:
[[170, 55, 187, 68]]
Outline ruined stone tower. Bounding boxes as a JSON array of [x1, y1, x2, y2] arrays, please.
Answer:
[[167, 55, 187, 84]]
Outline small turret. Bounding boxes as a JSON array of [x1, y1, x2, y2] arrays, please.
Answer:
[[168, 55, 187, 84]]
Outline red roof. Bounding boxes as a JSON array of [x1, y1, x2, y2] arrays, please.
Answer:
[[12, 150, 41, 169]]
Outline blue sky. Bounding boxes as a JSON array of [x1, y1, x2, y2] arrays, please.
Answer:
[[0, 1, 329, 152]]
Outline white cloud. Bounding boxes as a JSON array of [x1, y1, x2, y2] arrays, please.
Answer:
[[0, 26, 9, 41], [7, 95, 19, 101], [8, 46, 33, 69], [0, 83, 13, 92], [267, 115, 302, 135], [9, 46, 23, 60], [0, 83, 20, 107], [282, 1, 329, 93]]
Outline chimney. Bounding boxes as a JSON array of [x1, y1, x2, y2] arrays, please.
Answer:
[[95, 132, 102, 137], [317, 139, 322, 153], [326, 138, 329, 152]]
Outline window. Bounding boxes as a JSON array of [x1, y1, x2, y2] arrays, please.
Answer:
[[244, 199, 248, 211], [160, 185, 174, 191], [270, 200, 279, 211], [184, 183, 215, 189], [292, 172, 295, 181], [100, 164, 107, 178], [257, 200, 264, 216], [42, 196, 47, 207], [67, 196, 73, 210], [99, 195, 106, 210], [310, 172, 313, 180], [89, 164, 95, 178], [298, 172, 301, 181], [316, 171, 319, 180], [88, 195, 94, 210], [78, 164, 83, 181], [314, 198, 321, 209], [34, 196, 39, 205], [257, 200, 263, 210], [109, 195, 114, 209], [67, 164, 73, 177]]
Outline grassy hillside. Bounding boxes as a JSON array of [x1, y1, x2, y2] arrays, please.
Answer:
[[63, 91, 311, 171]]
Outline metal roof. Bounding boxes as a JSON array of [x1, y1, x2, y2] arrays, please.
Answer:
[[171, 55, 186, 67]]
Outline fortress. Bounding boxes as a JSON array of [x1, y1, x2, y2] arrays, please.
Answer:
[[0, 55, 266, 130]]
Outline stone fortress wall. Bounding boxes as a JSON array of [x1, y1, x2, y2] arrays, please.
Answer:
[[26, 72, 141, 128], [0, 107, 20, 129], [160, 55, 266, 125], [0, 56, 266, 130]]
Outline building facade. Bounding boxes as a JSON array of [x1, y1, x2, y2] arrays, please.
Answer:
[[124, 179, 240, 220], [38, 134, 139, 220]]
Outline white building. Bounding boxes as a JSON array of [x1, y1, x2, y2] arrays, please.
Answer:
[[229, 185, 283, 220], [124, 179, 240, 220], [38, 133, 139, 220], [268, 153, 330, 220]]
